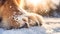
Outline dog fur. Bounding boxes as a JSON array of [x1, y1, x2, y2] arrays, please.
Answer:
[[0, 0, 45, 29]]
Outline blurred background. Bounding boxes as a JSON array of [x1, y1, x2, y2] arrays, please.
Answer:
[[20, 0, 60, 17]]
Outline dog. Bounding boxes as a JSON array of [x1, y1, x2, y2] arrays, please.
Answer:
[[0, 0, 45, 29]]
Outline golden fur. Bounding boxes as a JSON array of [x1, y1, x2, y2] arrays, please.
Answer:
[[0, 0, 44, 29]]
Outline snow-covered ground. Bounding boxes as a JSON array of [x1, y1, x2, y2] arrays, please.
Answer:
[[0, 27, 46, 34], [44, 18, 60, 34], [0, 18, 60, 34]]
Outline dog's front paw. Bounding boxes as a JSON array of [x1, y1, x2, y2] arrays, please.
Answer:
[[12, 12, 45, 28], [25, 13, 45, 27]]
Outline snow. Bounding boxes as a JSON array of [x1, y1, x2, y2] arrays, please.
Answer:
[[44, 18, 60, 34], [0, 27, 46, 34], [0, 18, 60, 34]]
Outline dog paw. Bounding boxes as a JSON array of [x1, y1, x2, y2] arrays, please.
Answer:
[[25, 13, 45, 27], [12, 12, 45, 28]]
